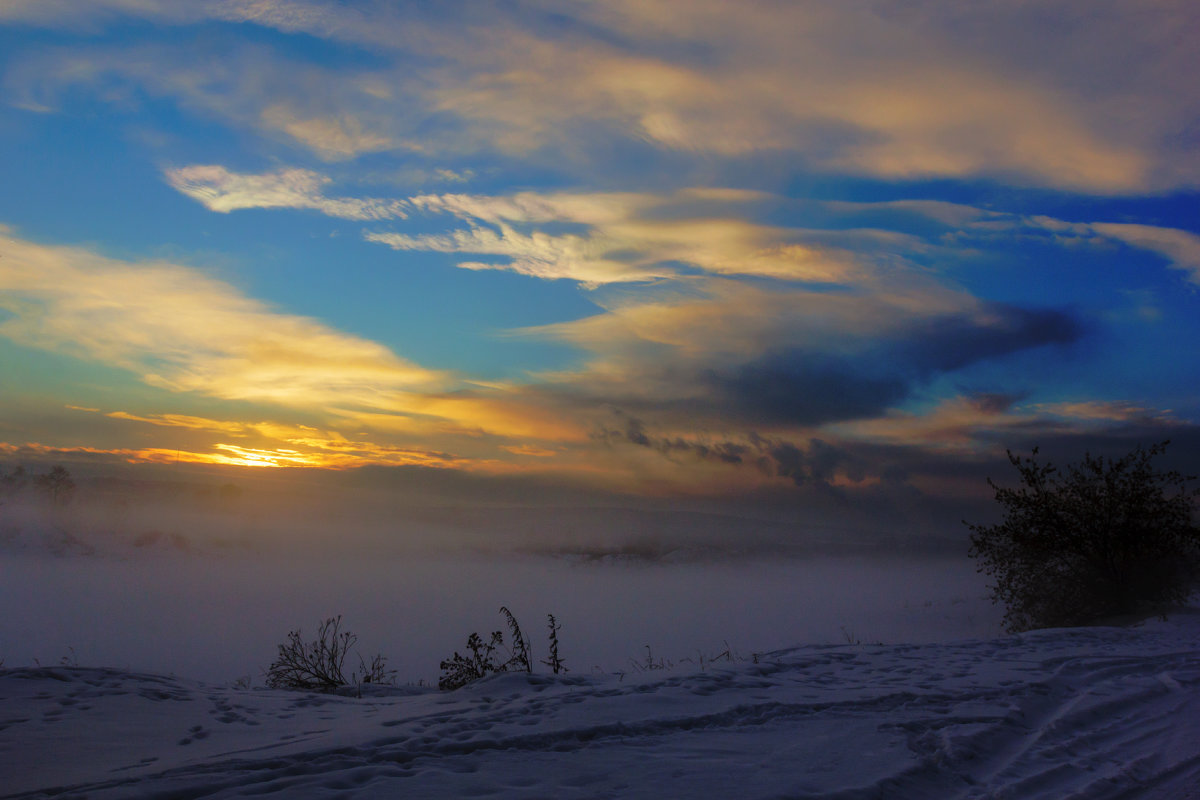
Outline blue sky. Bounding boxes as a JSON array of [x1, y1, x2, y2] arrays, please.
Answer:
[[1, 1, 1198, 514]]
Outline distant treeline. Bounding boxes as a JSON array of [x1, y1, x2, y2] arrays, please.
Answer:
[[1, 465, 75, 508]]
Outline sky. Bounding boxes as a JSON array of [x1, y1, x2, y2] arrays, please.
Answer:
[[1, 0, 1199, 527]]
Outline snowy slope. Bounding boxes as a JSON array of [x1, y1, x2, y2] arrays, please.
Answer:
[[3, 613, 1198, 799]]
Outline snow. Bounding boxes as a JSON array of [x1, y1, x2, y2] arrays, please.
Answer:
[[4, 612, 1199, 799]]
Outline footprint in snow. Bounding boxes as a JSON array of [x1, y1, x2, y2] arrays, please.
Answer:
[[178, 724, 210, 745]]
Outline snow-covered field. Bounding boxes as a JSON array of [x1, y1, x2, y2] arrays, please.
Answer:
[[2, 499, 1198, 798], [3, 610, 1199, 799]]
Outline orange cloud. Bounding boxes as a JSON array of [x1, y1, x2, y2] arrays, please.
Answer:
[[0, 441, 253, 468], [0, 438, 469, 472], [500, 444, 560, 457], [106, 411, 251, 434]]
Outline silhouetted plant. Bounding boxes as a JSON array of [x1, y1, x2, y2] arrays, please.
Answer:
[[541, 614, 567, 674], [265, 616, 393, 692], [682, 640, 740, 671], [631, 645, 670, 672], [439, 630, 506, 690], [500, 606, 531, 673], [357, 652, 397, 686], [967, 441, 1200, 632], [440, 608, 551, 690]]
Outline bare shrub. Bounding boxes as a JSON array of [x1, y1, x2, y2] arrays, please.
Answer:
[[265, 616, 393, 692], [357, 652, 396, 685]]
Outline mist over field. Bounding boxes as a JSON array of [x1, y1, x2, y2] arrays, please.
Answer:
[[0, 468, 1001, 685]]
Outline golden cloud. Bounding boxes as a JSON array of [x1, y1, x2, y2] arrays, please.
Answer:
[[0, 233, 446, 414]]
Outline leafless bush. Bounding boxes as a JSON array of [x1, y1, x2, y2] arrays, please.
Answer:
[[357, 652, 396, 685], [265, 616, 393, 692]]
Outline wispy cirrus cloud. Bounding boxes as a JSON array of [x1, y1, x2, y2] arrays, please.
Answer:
[[839, 200, 1200, 287], [1017, 218, 1200, 285], [166, 161, 1200, 300], [164, 171, 865, 286], [165, 165, 408, 220], [1087, 224, 1200, 285], [366, 189, 862, 286]]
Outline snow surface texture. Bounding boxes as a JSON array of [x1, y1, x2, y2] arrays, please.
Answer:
[[3, 613, 1198, 799]]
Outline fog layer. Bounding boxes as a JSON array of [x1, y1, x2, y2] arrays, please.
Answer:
[[1, 476, 1000, 683]]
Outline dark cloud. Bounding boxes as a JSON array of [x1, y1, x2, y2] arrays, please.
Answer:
[[746, 434, 867, 488], [700, 305, 1083, 427], [964, 392, 1025, 414], [705, 357, 909, 426], [596, 413, 868, 489], [594, 411, 750, 465], [895, 305, 1084, 375]]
